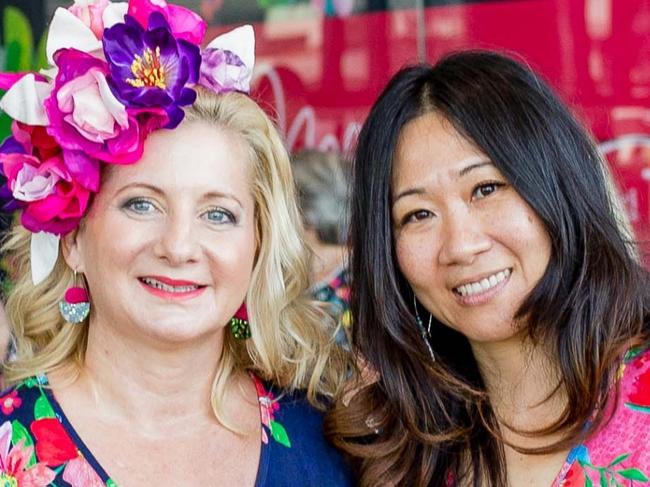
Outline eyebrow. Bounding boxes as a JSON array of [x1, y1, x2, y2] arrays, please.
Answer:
[[116, 183, 244, 208], [392, 159, 493, 204]]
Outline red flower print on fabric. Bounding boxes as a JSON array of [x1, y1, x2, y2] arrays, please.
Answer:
[[0, 391, 22, 415], [251, 374, 291, 448], [31, 418, 78, 466], [627, 367, 650, 412]]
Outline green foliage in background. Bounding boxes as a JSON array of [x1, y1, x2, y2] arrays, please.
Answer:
[[0, 6, 49, 141]]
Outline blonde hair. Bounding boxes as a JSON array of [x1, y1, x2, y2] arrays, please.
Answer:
[[3, 89, 350, 427]]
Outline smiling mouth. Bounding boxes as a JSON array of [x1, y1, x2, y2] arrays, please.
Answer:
[[139, 277, 205, 294], [453, 268, 512, 297]]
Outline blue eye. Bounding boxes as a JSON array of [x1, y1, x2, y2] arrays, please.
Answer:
[[204, 208, 236, 224], [123, 198, 157, 214]]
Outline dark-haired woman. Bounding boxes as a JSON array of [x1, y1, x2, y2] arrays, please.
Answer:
[[326, 51, 650, 486]]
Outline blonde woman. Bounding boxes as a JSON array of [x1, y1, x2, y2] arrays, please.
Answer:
[[0, 2, 351, 485]]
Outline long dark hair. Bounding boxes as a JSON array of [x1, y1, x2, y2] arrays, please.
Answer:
[[324, 51, 650, 486]]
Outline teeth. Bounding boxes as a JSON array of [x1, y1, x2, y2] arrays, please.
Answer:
[[455, 269, 511, 297], [141, 277, 199, 293]]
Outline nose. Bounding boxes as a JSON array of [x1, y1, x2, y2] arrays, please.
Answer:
[[153, 212, 201, 265], [438, 207, 491, 266]]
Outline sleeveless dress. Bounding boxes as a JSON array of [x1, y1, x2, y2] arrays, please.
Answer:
[[0, 374, 352, 486]]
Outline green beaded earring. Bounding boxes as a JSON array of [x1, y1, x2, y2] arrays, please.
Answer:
[[230, 303, 251, 340]]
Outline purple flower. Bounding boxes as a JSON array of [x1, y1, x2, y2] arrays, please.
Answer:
[[103, 13, 200, 129], [199, 48, 251, 94]]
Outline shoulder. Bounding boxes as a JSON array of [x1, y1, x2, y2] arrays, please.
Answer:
[[253, 377, 353, 486]]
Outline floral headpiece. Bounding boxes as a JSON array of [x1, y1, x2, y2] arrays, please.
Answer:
[[0, 0, 255, 284]]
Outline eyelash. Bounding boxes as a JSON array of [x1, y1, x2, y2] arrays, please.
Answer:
[[472, 181, 507, 200], [123, 197, 157, 214], [202, 207, 236, 225], [401, 209, 433, 226]]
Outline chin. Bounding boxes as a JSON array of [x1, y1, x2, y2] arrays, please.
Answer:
[[139, 318, 223, 345]]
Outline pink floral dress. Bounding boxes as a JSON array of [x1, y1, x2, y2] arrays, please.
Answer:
[[553, 347, 650, 486], [0, 373, 352, 486]]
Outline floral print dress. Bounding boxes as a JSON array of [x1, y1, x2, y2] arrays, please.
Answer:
[[0, 374, 352, 486], [554, 346, 650, 486]]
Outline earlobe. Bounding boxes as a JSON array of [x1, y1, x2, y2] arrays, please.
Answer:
[[60, 229, 84, 273]]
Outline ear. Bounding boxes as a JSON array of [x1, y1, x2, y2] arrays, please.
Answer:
[[61, 228, 85, 273]]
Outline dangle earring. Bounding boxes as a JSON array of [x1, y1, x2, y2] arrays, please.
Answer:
[[230, 303, 251, 340], [59, 271, 90, 324], [413, 294, 435, 362]]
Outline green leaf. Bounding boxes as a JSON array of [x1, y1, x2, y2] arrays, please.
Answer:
[[11, 419, 37, 467], [624, 402, 650, 414], [607, 453, 630, 467], [269, 420, 291, 448], [599, 470, 608, 487], [34, 29, 48, 71], [34, 394, 56, 420], [3, 7, 33, 71], [617, 468, 649, 481], [585, 475, 593, 487]]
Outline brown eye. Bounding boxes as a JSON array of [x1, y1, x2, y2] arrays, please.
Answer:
[[473, 182, 505, 200], [403, 209, 433, 225]]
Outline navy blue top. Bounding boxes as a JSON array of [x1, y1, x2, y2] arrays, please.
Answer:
[[0, 374, 353, 486]]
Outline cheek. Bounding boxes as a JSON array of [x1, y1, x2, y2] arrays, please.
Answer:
[[204, 228, 257, 283], [395, 233, 435, 286], [80, 212, 151, 277]]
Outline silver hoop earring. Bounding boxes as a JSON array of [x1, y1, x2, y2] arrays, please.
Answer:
[[413, 294, 435, 362]]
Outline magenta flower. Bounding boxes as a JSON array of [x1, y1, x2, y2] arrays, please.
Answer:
[[44, 49, 168, 164], [199, 49, 251, 93], [128, 0, 207, 45], [0, 421, 56, 486], [103, 13, 200, 128]]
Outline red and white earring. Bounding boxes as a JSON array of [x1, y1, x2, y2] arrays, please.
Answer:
[[59, 271, 90, 324]]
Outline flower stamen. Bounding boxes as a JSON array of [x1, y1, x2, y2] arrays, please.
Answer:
[[126, 46, 166, 89]]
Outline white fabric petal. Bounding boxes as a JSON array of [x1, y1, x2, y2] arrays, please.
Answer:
[[95, 71, 128, 128], [31, 232, 60, 285], [206, 25, 255, 72], [0, 74, 52, 126], [102, 2, 128, 30], [46, 7, 103, 64]]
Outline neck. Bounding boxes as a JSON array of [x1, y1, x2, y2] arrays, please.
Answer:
[[470, 332, 566, 447], [55, 317, 228, 435]]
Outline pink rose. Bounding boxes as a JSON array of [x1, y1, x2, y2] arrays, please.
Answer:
[[68, 0, 110, 38], [0, 150, 91, 235], [45, 49, 168, 165], [9, 157, 61, 202], [56, 67, 128, 144]]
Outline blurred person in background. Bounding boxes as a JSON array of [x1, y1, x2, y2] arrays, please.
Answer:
[[292, 149, 352, 344], [326, 51, 650, 486], [0, 1, 352, 485]]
